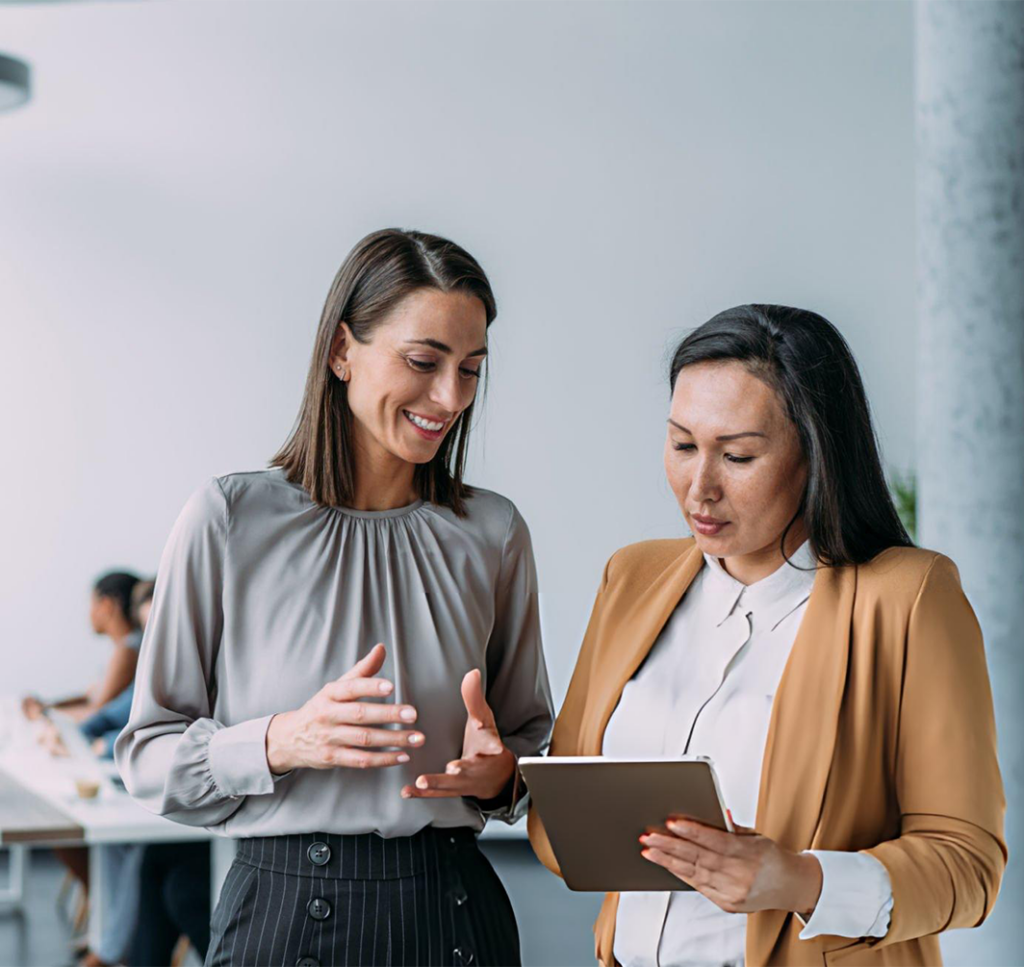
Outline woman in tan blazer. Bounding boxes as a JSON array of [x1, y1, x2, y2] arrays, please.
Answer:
[[528, 304, 1005, 967]]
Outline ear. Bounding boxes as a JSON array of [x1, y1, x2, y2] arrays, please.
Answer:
[[328, 322, 354, 381]]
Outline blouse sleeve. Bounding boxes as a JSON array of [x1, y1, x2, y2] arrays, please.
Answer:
[[862, 555, 1007, 946], [481, 503, 554, 822], [113, 478, 283, 828]]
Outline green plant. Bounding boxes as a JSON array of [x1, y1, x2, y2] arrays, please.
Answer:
[[889, 469, 917, 541]]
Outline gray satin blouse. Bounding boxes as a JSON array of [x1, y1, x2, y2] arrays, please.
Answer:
[[114, 468, 553, 838]]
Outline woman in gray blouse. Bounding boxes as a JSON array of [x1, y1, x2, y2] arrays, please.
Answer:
[[115, 229, 554, 967]]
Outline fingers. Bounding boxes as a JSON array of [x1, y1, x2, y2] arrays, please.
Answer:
[[324, 677, 397, 703], [319, 695, 418, 725], [327, 748, 410, 770], [328, 726, 425, 750], [339, 643, 387, 681], [640, 831, 703, 867], [640, 848, 740, 911], [460, 669, 495, 730], [666, 817, 740, 855], [400, 772, 470, 799]]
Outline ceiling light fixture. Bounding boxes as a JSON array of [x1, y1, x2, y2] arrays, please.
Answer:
[[0, 52, 31, 113]]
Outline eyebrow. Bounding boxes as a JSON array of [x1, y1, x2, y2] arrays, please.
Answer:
[[667, 419, 767, 441], [405, 338, 488, 357]]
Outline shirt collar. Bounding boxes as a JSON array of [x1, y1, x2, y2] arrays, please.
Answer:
[[701, 540, 818, 631]]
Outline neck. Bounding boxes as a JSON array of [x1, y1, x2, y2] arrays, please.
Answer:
[[348, 424, 420, 512], [719, 519, 809, 586], [106, 618, 133, 644]]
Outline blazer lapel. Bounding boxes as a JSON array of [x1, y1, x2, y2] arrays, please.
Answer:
[[748, 562, 857, 962], [584, 542, 705, 754]]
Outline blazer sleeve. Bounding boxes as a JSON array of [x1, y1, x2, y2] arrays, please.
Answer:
[[863, 554, 1007, 945], [527, 552, 615, 878]]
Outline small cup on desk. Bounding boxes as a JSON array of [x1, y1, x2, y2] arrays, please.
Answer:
[[74, 778, 100, 800]]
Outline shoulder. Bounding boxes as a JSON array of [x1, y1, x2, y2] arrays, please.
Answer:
[[605, 537, 698, 588], [174, 468, 297, 536], [435, 486, 529, 550], [855, 545, 961, 603]]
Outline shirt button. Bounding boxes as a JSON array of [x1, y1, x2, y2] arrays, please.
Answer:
[[307, 842, 331, 867], [453, 947, 475, 965], [452, 889, 468, 907], [296, 959, 320, 967], [306, 897, 331, 921]]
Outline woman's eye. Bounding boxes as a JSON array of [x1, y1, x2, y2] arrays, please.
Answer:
[[406, 357, 436, 372], [672, 443, 696, 452], [459, 367, 482, 379], [725, 455, 754, 464]]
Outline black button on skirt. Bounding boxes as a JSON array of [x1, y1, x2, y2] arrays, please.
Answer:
[[205, 827, 521, 967]]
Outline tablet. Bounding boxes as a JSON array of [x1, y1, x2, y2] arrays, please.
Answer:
[[520, 756, 733, 892]]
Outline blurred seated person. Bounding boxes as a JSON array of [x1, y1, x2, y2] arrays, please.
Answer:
[[80, 580, 154, 758], [37, 579, 154, 967], [23, 571, 143, 724]]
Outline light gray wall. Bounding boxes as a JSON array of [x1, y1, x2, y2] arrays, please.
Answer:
[[0, 0, 915, 706]]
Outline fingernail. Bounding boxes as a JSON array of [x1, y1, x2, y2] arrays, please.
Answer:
[[401, 789, 411, 799], [641, 849, 651, 859], [379, 681, 393, 694], [446, 764, 461, 775], [397, 753, 410, 763], [416, 776, 428, 789], [400, 707, 416, 722], [409, 733, 424, 745]]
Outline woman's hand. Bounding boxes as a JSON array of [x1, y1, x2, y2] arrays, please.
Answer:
[[37, 721, 69, 758], [265, 643, 423, 774], [640, 817, 823, 917], [401, 669, 515, 802]]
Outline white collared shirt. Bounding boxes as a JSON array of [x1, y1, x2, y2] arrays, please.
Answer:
[[603, 541, 893, 967]]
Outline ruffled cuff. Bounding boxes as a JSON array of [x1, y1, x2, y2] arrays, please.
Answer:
[[207, 714, 283, 798]]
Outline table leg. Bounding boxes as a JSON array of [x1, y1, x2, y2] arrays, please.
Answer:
[[87, 844, 103, 953], [0, 845, 29, 908], [210, 837, 236, 910]]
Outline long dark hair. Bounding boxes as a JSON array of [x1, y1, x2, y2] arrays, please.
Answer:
[[669, 304, 913, 567], [272, 229, 496, 516]]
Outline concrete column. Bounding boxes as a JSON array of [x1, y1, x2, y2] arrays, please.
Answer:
[[916, 2, 1024, 963]]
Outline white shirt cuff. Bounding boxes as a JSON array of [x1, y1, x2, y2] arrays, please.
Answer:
[[208, 714, 284, 797], [796, 850, 893, 940]]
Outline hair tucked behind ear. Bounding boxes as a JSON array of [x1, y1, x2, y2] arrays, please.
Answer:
[[669, 304, 913, 567], [271, 229, 496, 515]]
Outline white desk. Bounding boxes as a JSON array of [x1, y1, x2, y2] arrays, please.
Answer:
[[0, 697, 227, 953], [0, 696, 527, 952]]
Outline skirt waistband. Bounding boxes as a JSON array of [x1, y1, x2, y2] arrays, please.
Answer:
[[234, 827, 479, 880]]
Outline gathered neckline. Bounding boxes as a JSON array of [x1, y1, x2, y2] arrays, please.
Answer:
[[329, 498, 426, 520]]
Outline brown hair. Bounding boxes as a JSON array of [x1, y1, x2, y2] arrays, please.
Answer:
[[271, 228, 496, 515]]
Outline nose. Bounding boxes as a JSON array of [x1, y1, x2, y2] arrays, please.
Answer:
[[429, 368, 466, 417], [688, 455, 722, 507]]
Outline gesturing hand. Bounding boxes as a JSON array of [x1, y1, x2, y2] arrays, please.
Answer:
[[401, 669, 515, 802], [639, 817, 823, 917], [265, 643, 424, 774]]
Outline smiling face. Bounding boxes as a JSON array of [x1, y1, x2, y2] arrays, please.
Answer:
[[664, 360, 809, 582], [330, 287, 487, 472]]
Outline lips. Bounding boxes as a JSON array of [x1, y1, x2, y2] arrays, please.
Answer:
[[691, 514, 730, 537], [403, 409, 447, 441]]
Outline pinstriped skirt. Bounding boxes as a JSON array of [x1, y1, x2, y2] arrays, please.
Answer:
[[205, 828, 520, 967]]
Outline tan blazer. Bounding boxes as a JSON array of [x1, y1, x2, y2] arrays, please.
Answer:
[[528, 538, 1006, 967]]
